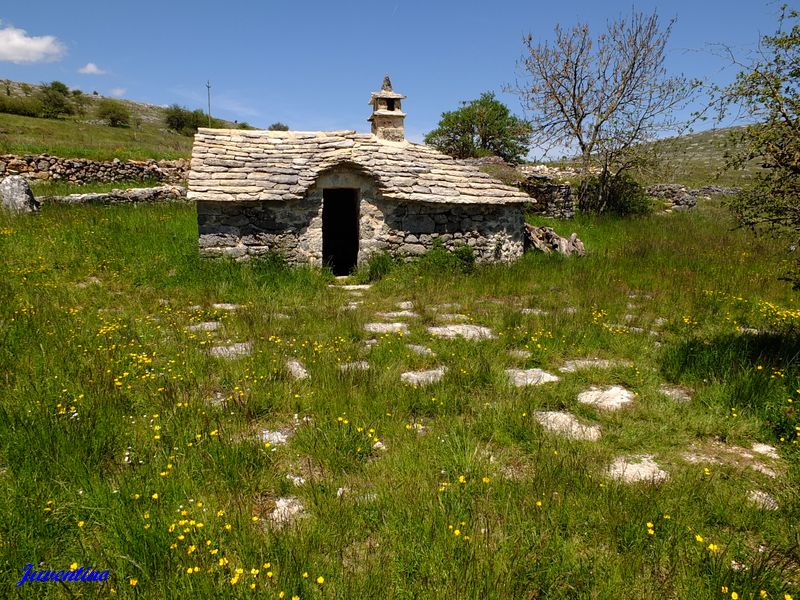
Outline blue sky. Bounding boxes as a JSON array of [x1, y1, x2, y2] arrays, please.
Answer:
[[0, 1, 784, 148]]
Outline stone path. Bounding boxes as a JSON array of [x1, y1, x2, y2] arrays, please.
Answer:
[[376, 310, 419, 319], [401, 367, 446, 386], [396, 301, 414, 310], [438, 313, 470, 322], [209, 342, 252, 359], [407, 344, 434, 356], [559, 358, 632, 373], [578, 385, 635, 410], [534, 411, 601, 441], [658, 384, 692, 402], [365, 322, 409, 334], [607, 454, 669, 483], [506, 368, 560, 386], [427, 324, 495, 340], [212, 303, 242, 311], [187, 321, 222, 332]]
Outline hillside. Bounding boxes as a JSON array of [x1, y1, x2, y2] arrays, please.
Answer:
[[0, 80, 242, 161]]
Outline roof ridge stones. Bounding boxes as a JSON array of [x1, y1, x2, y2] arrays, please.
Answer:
[[188, 128, 533, 206]]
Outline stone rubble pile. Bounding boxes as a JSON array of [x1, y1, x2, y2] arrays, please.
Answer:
[[40, 185, 187, 205], [523, 224, 586, 257]]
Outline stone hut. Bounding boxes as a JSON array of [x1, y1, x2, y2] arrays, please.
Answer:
[[188, 76, 533, 274]]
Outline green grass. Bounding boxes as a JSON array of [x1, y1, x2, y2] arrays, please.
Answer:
[[29, 178, 163, 197], [0, 112, 193, 161], [0, 202, 798, 598]]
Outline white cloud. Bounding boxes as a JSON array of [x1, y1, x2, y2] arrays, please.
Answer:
[[0, 25, 65, 64], [78, 62, 106, 75], [109, 87, 126, 97]]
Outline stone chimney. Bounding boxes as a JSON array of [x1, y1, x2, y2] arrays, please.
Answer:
[[368, 75, 406, 141]]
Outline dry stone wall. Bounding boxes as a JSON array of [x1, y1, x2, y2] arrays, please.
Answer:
[[0, 154, 188, 184]]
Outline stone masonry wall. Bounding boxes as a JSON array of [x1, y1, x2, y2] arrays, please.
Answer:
[[0, 154, 189, 184], [198, 167, 525, 265]]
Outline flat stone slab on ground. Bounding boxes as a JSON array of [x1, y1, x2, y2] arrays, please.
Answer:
[[332, 284, 371, 291], [396, 301, 414, 310], [365, 322, 409, 334], [376, 310, 419, 319], [508, 349, 532, 359], [401, 367, 446, 386], [608, 454, 669, 483], [343, 301, 362, 311], [212, 303, 242, 311], [438, 313, 470, 322], [658, 384, 692, 402], [560, 358, 633, 373], [340, 361, 370, 372], [286, 359, 309, 380], [748, 490, 778, 510], [209, 342, 252, 359], [751, 443, 780, 460], [187, 321, 222, 332], [679, 441, 781, 478], [534, 411, 601, 441], [506, 368, 560, 386], [407, 344, 435, 356], [521, 308, 549, 316], [427, 324, 495, 340], [578, 385, 635, 410]]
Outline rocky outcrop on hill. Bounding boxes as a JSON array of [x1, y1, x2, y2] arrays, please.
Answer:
[[524, 224, 586, 256]]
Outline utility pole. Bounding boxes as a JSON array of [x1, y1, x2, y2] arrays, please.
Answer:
[[206, 80, 212, 127]]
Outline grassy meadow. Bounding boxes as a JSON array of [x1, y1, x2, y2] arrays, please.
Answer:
[[0, 200, 798, 598]]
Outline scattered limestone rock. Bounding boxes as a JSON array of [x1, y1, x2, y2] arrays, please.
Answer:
[[364, 322, 409, 334], [534, 411, 601, 441], [187, 321, 222, 332], [340, 361, 370, 372], [407, 344, 435, 356], [76, 276, 102, 289], [521, 308, 549, 316], [209, 342, 252, 359], [344, 301, 362, 311], [286, 359, 309, 380], [427, 324, 495, 340], [559, 358, 632, 373], [340, 284, 371, 291], [608, 454, 668, 483], [401, 367, 446, 386], [748, 490, 778, 510], [376, 310, 419, 319], [508, 349, 532, 359], [658, 384, 692, 403], [212, 303, 242, 311], [438, 313, 469, 322], [578, 385, 635, 410], [506, 368, 560, 386], [751, 443, 780, 460], [268, 497, 306, 528], [396, 301, 414, 310], [362, 338, 379, 347], [259, 429, 291, 445], [286, 474, 306, 487], [0, 175, 39, 213]]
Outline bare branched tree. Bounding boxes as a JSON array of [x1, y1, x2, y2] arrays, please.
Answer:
[[514, 10, 698, 212]]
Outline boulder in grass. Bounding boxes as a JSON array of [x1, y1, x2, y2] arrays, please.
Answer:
[[0, 176, 39, 213]]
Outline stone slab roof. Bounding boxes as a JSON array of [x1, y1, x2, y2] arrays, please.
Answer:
[[188, 129, 533, 205]]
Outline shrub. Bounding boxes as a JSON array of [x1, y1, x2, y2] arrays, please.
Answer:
[[415, 240, 476, 275], [165, 105, 226, 136], [268, 122, 289, 131], [0, 94, 42, 118], [579, 172, 652, 216], [96, 98, 131, 127], [36, 81, 74, 118], [354, 251, 396, 283]]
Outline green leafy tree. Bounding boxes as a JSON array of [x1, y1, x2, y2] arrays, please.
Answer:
[[36, 81, 74, 118], [268, 122, 289, 131], [718, 5, 800, 288], [96, 98, 131, 127], [165, 104, 225, 136], [424, 92, 532, 163]]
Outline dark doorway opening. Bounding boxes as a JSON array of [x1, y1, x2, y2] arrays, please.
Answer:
[[322, 188, 359, 275]]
